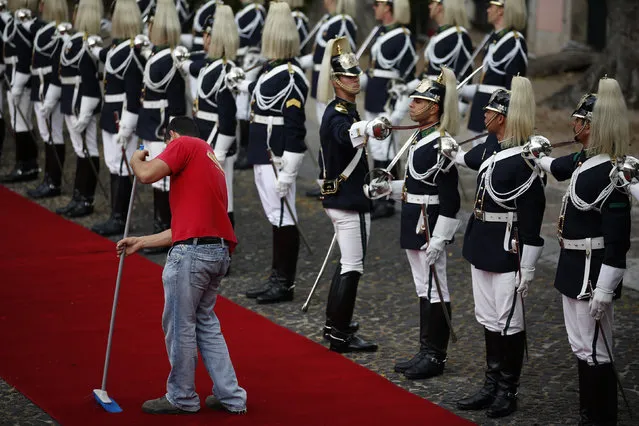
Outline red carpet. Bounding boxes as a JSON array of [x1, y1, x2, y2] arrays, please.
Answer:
[[0, 185, 473, 426]]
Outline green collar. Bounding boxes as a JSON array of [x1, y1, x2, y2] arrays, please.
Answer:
[[419, 124, 439, 139], [437, 25, 452, 34]]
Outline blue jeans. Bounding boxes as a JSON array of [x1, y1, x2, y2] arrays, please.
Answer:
[[162, 243, 247, 412]]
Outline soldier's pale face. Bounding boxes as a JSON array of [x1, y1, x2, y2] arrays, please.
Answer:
[[203, 33, 211, 52], [429, 2, 442, 20], [484, 110, 503, 132], [373, 2, 390, 21], [572, 118, 591, 142], [409, 99, 436, 123], [337, 75, 360, 95], [486, 4, 502, 26], [323, 0, 336, 13]]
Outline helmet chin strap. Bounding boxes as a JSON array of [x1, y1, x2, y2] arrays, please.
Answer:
[[573, 120, 589, 140], [484, 111, 500, 131], [333, 76, 360, 95], [413, 103, 434, 123]]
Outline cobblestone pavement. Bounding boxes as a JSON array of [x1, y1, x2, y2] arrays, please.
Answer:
[[1, 103, 639, 425]]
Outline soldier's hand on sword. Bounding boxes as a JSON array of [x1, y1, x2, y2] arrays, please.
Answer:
[[422, 236, 446, 266], [517, 267, 534, 298], [589, 287, 614, 320]]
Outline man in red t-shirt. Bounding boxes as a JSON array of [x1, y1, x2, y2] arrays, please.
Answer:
[[116, 117, 247, 415]]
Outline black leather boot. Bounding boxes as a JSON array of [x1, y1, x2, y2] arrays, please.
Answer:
[[27, 144, 64, 198], [577, 359, 594, 425], [256, 225, 299, 304], [92, 175, 131, 236], [327, 271, 377, 353], [56, 157, 85, 215], [246, 226, 279, 298], [65, 157, 97, 218], [233, 120, 251, 170], [588, 362, 617, 426], [324, 265, 359, 340], [457, 328, 502, 410], [1, 132, 39, 183], [395, 298, 431, 373], [403, 302, 451, 379], [486, 331, 525, 418], [143, 189, 171, 254]]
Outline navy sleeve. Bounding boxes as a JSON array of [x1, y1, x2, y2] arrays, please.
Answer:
[[188, 59, 208, 77], [283, 94, 307, 153], [49, 39, 64, 86], [600, 188, 631, 269], [516, 161, 546, 247], [217, 87, 236, 136], [550, 151, 583, 182], [328, 113, 353, 147], [124, 55, 143, 114], [503, 38, 528, 89], [98, 47, 109, 63], [79, 52, 101, 98], [166, 72, 186, 117], [436, 161, 460, 218]]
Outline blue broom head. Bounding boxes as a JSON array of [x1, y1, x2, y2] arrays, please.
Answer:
[[93, 390, 123, 413]]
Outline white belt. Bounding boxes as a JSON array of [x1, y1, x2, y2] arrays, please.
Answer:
[[559, 237, 605, 300], [193, 36, 203, 46], [559, 237, 604, 251], [369, 69, 400, 79], [104, 93, 126, 103], [196, 110, 219, 122], [477, 84, 503, 95], [31, 66, 53, 76], [60, 76, 82, 85], [474, 210, 518, 252], [404, 193, 440, 205], [313, 64, 321, 72], [4, 56, 17, 65], [252, 114, 284, 126], [143, 99, 168, 109]]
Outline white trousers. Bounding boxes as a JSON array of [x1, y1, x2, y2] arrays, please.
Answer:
[[253, 163, 297, 227], [144, 140, 170, 191], [365, 110, 395, 161], [223, 153, 236, 213], [471, 265, 524, 335], [406, 249, 449, 302], [315, 101, 327, 125], [64, 114, 99, 157], [102, 131, 137, 176], [562, 296, 614, 365], [325, 208, 370, 274], [7, 91, 33, 132], [34, 101, 64, 145]]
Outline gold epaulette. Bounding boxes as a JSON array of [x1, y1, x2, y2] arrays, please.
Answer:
[[335, 103, 348, 114]]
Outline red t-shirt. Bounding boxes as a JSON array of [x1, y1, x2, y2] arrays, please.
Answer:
[[157, 136, 237, 252]]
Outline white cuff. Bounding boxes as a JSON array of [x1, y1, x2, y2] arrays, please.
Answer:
[[520, 244, 544, 269], [454, 148, 467, 167], [179, 33, 193, 50], [596, 264, 625, 293], [630, 183, 639, 202], [298, 54, 313, 70], [459, 84, 476, 101], [349, 121, 368, 148], [238, 80, 251, 93], [12, 71, 30, 91], [389, 180, 404, 201], [281, 151, 305, 176], [359, 73, 368, 91], [539, 156, 554, 174], [433, 215, 461, 241], [214, 133, 235, 155]]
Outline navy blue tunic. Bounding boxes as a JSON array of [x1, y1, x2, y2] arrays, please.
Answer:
[[236, 2, 265, 50], [550, 152, 631, 300], [423, 24, 473, 81], [3, 15, 34, 86], [365, 24, 417, 113], [59, 32, 102, 116], [462, 136, 545, 273], [319, 98, 371, 213], [30, 20, 65, 102], [191, 0, 219, 51], [247, 59, 308, 165], [310, 14, 356, 99], [468, 29, 528, 132]]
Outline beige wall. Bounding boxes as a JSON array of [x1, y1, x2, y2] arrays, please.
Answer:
[[527, 0, 572, 56]]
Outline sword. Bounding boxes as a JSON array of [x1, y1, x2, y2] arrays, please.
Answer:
[[299, 15, 328, 52], [302, 233, 337, 312], [458, 33, 491, 79], [457, 64, 485, 92], [356, 25, 382, 60], [511, 227, 529, 360], [421, 205, 458, 343], [266, 148, 313, 255], [587, 281, 633, 418]]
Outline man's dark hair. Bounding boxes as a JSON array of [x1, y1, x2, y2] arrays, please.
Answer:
[[165, 116, 200, 141]]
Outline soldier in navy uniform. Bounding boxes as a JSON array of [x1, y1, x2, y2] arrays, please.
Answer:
[[535, 79, 631, 426], [388, 68, 461, 379], [175, 0, 192, 34], [422, 0, 473, 116], [460, 0, 527, 139], [315, 36, 382, 353], [90, 0, 144, 236], [362, 0, 417, 220], [44, 0, 103, 217], [136, 0, 185, 253], [182, 0, 220, 52], [137, 0, 154, 31], [283, 0, 309, 53], [228, 2, 308, 304], [0, 1, 9, 164], [181, 5, 238, 229], [451, 77, 545, 418], [0, 0, 40, 183], [233, 0, 265, 170], [26, 0, 69, 198]]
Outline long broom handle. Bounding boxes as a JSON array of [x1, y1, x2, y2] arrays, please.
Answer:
[[100, 175, 138, 391]]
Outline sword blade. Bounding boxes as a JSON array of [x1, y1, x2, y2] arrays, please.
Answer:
[[302, 233, 337, 312]]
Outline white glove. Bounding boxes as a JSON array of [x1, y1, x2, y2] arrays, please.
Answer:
[[225, 67, 246, 91], [517, 244, 544, 298], [276, 151, 304, 198], [41, 84, 61, 118], [537, 156, 554, 174], [298, 54, 313, 70], [424, 236, 446, 265], [73, 96, 100, 133], [589, 264, 624, 320], [459, 84, 477, 102], [10, 71, 30, 98], [388, 83, 407, 100], [179, 33, 194, 50], [214, 133, 235, 163], [117, 110, 138, 140], [359, 73, 368, 91], [349, 120, 368, 148], [517, 267, 534, 298]]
